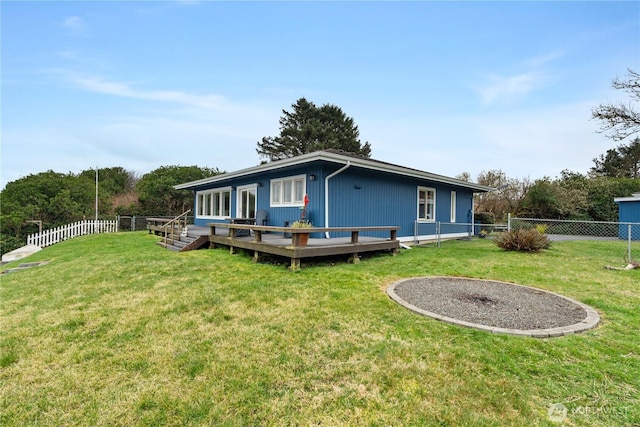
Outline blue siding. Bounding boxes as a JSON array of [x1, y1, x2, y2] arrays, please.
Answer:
[[617, 200, 640, 240], [190, 160, 477, 240], [192, 164, 324, 229], [328, 169, 412, 238], [327, 168, 475, 238]]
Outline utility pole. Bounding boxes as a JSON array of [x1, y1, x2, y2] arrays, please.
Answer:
[[95, 166, 99, 221]]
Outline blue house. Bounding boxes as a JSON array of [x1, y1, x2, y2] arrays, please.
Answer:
[[175, 150, 491, 242], [614, 192, 640, 240]]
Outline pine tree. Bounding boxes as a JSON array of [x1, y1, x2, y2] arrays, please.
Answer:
[[257, 98, 371, 161]]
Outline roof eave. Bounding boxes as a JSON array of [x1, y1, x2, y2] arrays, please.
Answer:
[[174, 150, 493, 192], [174, 152, 326, 190], [614, 196, 640, 203]]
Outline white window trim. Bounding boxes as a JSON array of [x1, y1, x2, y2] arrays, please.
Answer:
[[450, 191, 457, 223], [270, 174, 306, 207], [417, 186, 436, 222], [236, 184, 258, 218], [196, 187, 231, 219]]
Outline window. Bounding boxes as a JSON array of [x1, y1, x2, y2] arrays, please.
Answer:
[[283, 181, 293, 203], [196, 188, 231, 218], [418, 187, 435, 221], [271, 181, 281, 204], [271, 175, 306, 207], [450, 191, 457, 223], [237, 185, 257, 219]]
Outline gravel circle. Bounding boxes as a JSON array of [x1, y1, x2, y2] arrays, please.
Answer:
[[387, 277, 600, 338]]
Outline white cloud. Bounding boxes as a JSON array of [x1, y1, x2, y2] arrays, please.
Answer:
[[0, 98, 609, 189], [0, 95, 282, 188], [476, 72, 540, 105], [0, 70, 293, 188], [474, 50, 563, 106], [525, 50, 565, 67], [62, 16, 87, 36], [58, 71, 228, 110], [360, 100, 605, 181]]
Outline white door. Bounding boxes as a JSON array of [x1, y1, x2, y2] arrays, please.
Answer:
[[236, 185, 257, 218]]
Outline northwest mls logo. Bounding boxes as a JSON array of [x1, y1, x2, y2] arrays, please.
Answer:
[[548, 403, 568, 422]]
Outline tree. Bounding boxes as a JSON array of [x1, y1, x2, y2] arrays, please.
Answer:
[[590, 138, 640, 178], [516, 171, 640, 222], [592, 69, 640, 142], [455, 172, 471, 182], [474, 170, 531, 222], [257, 98, 372, 161], [0, 170, 94, 228], [0, 171, 95, 255], [136, 165, 222, 216], [553, 171, 590, 220], [585, 176, 640, 222], [519, 179, 560, 219], [78, 167, 141, 215], [78, 167, 138, 195], [0, 165, 210, 256]]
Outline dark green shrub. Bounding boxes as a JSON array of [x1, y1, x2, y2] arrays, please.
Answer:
[[0, 234, 24, 257], [474, 212, 496, 224], [493, 229, 552, 252], [475, 212, 497, 236]]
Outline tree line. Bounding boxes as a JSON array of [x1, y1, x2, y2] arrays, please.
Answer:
[[3, 142, 637, 256], [2, 69, 638, 255], [0, 165, 221, 255], [467, 161, 640, 225]]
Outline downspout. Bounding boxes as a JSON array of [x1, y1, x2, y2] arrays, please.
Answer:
[[324, 161, 351, 238], [471, 193, 476, 238]]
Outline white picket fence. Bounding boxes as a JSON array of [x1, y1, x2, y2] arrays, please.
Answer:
[[26, 220, 119, 248]]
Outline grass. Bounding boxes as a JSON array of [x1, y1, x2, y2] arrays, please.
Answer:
[[1, 232, 638, 426]]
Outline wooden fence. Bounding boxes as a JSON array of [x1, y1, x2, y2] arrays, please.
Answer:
[[26, 220, 118, 248]]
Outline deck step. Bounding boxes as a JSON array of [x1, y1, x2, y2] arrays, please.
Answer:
[[179, 235, 209, 252], [156, 231, 209, 252]]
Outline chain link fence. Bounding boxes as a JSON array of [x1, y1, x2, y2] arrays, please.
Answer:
[[413, 217, 639, 262], [509, 216, 639, 261], [509, 216, 640, 240]]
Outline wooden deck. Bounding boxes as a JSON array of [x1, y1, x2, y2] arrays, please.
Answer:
[[205, 223, 400, 270]]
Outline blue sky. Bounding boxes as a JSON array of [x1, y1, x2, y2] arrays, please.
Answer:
[[2, 1, 638, 188]]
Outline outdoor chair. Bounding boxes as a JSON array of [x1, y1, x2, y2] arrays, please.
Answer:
[[256, 210, 269, 226]]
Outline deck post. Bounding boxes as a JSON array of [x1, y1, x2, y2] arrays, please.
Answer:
[[206, 224, 400, 270], [390, 229, 399, 255], [289, 258, 301, 271]]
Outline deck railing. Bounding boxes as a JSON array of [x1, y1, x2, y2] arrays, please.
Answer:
[[157, 210, 191, 247], [207, 223, 400, 270], [26, 219, 118, 248]]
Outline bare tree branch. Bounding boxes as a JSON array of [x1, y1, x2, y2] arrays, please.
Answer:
[[592, 69, 640, 141]]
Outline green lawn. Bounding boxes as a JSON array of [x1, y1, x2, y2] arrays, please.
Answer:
[[1, 232, 638, 426]]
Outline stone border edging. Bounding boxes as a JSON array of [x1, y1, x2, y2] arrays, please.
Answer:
[[386, 277, 600, 338]]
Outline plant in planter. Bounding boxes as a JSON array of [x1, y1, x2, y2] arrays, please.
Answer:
[[291, 220, 313, 229], [291, 220, 313, 246]]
